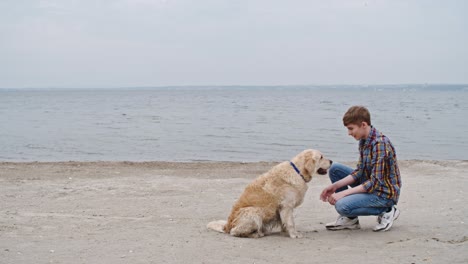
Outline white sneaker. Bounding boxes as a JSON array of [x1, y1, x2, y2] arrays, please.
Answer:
[[326, 216, 360, 230], [373, 206, 400, 232]]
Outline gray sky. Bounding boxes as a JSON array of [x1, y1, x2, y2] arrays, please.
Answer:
[[1, 0, 467, 88]]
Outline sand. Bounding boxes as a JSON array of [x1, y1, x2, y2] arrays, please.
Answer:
[[0, 160, 467, 264]]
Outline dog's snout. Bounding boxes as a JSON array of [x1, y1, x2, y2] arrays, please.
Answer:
[[330, 160, 333, 165]]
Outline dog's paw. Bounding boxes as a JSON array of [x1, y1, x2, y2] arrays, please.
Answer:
[[249, 232, 265, 238], [289, 232, 303, 239]]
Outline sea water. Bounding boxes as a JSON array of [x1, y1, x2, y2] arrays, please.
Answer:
[[1, 85, 467, 162]]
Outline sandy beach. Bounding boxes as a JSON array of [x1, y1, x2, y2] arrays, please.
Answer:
[[0, 160, 467, 264]]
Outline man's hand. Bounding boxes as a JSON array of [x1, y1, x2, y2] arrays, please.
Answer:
[[320, 184, 337, 202], [320, 175, 360, 205], [327, 192, 346, 205]]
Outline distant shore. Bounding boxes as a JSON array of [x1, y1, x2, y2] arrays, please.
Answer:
[[1, 160, 467, 263]]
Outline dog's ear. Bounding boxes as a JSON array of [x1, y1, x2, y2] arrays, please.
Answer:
[[304, 151, 316, 176]]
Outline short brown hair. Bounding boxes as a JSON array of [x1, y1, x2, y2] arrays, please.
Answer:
[[343, 106, 371, 126]]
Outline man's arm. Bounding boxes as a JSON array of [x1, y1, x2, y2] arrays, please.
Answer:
[[329, 142, 389, 205], [360, 142, 388, 193], [333, 174, 356, 190]]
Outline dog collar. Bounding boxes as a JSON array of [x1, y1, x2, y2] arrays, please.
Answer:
[[290, 161, 306, 182]]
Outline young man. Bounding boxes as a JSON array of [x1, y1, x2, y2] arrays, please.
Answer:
[[320, 106, 402, 231]]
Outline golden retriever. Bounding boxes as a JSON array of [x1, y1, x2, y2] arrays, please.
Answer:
[[207, 149, 332, 238]]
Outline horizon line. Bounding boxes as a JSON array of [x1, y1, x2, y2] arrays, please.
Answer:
[[1, 83, 468, 90]]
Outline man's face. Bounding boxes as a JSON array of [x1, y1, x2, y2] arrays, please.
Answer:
[[346, 122, 368, 140]]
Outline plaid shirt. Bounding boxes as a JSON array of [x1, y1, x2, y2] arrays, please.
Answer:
[[350, 126, 402, 203]]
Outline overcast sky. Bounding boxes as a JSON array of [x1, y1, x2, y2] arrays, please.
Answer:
[[1, 0, 467, 88]]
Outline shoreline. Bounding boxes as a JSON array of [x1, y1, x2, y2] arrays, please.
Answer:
[[1, 159, 465, 164], [1, 159, 466, 178], [1, 160, 467, 263]]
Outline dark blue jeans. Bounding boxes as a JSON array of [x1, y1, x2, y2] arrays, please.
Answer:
[[329, 162, 394, 217]]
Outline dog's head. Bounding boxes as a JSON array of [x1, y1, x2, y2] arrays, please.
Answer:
[[292, 149, 332, 181]]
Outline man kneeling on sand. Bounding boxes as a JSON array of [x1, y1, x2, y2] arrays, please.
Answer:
[[320, 106, 402, 231]]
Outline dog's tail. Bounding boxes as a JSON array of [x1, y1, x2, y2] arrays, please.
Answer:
[[207, 220, 227, 233]]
